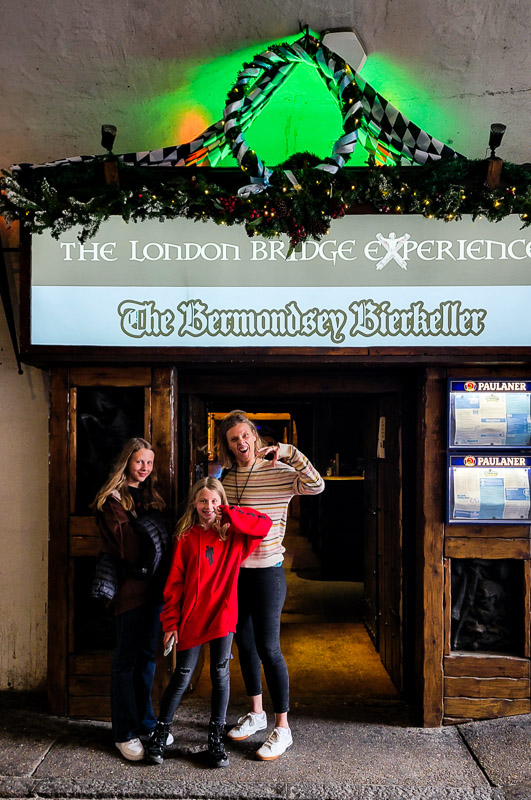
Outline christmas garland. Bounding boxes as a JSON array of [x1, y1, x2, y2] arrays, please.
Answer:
[[1, 156, 530, 249]]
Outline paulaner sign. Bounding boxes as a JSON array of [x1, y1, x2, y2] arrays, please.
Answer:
[[30, 215, 531, 347]]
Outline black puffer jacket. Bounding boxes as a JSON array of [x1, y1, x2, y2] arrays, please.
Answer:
[[91, 552, 125, 601], [129, 510, 173, 580], [92, 510, 172, 603]]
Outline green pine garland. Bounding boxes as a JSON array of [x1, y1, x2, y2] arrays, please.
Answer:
[[1, 155, 530, 246]]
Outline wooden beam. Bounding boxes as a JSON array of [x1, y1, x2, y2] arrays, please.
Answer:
[[48, 368, 70, 715], [446, 525, 530, 539], [445, 676, 530, 698], [417, 368, 446, 726], [444, 654, 530, 678], [445, 538, 531, 559], [444, 697, 530, 719]]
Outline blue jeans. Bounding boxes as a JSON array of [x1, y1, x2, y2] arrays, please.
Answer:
[[158, 634, 234, 725], [111, 603, 161, 742], [235, 565, 290, 713]]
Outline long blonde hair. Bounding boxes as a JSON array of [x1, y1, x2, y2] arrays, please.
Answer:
[[92, 437, 165, 513], [175, 477, 228, 541], [217, 409, 266, 468]]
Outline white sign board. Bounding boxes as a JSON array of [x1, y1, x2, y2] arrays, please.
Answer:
[[30, 215, 531, 347]]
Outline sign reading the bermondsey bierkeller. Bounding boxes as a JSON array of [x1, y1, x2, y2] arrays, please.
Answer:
[[30, 215, 531, 347]]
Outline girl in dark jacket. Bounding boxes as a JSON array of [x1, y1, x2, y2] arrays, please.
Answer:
[[146, 477, 271, 768], [93, 437, 167, 762]]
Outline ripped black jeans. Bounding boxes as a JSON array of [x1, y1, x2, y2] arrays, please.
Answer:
[[158, 634, 233, 725]]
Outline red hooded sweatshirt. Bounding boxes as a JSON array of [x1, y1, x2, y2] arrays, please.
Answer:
[[160, 505, 272, 650]]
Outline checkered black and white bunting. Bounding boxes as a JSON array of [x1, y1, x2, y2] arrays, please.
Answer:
[[11, 35, 462, 173]]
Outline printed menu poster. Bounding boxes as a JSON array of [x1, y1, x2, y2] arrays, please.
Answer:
[[453, 392, 531, 446], [453, 467, 531, 520]]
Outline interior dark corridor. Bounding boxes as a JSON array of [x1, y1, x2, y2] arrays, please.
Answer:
[[191, 518, 401, 706], [183, 387, 413, 707]]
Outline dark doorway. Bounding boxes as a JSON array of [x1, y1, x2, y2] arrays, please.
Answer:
[[177, 367, 418, 706]]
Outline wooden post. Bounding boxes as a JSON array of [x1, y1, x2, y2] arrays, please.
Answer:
[[48, 368, 70, 715], [103, 160, 119, 186], [416, 368, 446, 726], [486, 158, 503, 190]]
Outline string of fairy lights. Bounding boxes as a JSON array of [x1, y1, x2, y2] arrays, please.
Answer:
[[1, 155, 530, 248]]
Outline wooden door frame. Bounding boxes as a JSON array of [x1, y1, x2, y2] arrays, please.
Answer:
[[48, 361, 439, 723], [47, 366, 177, 716]]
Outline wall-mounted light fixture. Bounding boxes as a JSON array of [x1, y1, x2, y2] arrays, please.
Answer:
[[485, 123, 506, 190], [101, 124, 117, 153], [101, 125, 119, 186], [488, 123, 506, 159]]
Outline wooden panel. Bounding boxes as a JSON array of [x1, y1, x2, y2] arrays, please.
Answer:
[[417, 368, 446, 726], [446, 525, 530, 539], [377, 394, 403, 691], [444, 654, 530, 678], [151, 367, 177, 512], [525, 561, 531, 658], [69, 367, 151, 386], [150, 367, 178, 706], [445, 538, 531, 559], [69, 388, 77, 515], [70, 516, 99, 536], [444, 558, 451, 656], [445, 676, 530, 698], [48, 368, 70, 716], [144, 387, 152, 442], [179, 369, 408, 397], [69, 651, 113, 674], [70, 516, 100, 556], [70, 536, 100, 557], [444, 697, 530, 719], [69, 675, 110, 696], [69, 696, 111, 719]]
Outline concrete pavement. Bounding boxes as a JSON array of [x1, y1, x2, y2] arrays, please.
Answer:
[[1, 693, 530, 800]]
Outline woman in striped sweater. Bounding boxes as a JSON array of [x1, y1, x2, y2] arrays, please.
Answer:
[[218, 410, 324, 760]]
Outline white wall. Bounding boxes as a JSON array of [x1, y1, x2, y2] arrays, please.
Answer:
[[0, 0, 529, 169], [0, 226, 49, 691]]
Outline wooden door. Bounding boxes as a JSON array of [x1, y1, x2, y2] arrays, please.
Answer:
[[178, 395, 209, 505], [362, 403, 380, 643], [48, 367, 176, 717], [376, 394, 404, 691]]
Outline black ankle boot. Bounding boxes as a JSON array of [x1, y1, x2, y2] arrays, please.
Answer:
[[208, 720, 229, 768], [146, 721, 170, 765]]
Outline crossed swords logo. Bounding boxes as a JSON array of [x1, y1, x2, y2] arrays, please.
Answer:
[[375, 232, 411, 270]]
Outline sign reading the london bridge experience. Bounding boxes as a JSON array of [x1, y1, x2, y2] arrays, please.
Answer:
[[30, 215, 531, 348]]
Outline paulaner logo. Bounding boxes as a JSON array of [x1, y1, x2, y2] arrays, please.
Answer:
[[464, 456, 477, 466], [464, 382, 477, 392], [476, 456, 528, 466]]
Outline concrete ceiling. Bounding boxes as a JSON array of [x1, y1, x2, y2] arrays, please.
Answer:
[[1, 0, 529, 170]]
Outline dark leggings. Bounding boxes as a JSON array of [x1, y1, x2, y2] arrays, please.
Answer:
[[235, 565, 289, 714], [158, 634, 233, 725]]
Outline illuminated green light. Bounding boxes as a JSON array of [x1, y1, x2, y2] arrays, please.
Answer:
[[120, 35, 456, 168]]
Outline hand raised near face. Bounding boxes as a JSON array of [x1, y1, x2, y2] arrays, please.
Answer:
[[256, 443, 280, 466]]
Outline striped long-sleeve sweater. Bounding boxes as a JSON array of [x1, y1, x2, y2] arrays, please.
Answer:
[[222, 443, 325, 568]]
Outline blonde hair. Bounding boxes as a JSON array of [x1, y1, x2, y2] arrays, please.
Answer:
[[92, 437, 165, 513], [217, 409, 266, 468], [175, 477, 228, 541]]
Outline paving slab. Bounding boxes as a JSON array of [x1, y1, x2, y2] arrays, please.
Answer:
[[3, 694, 530, 800], [458, 714, 531, 788]]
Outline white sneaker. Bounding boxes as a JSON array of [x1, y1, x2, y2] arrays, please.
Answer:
[[227, 712, 267, 741], [256, 727, 293, 761], [115, 737, 145, 761]]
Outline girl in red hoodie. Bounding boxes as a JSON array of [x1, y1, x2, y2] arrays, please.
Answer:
[[146, 476, 271, 768]]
